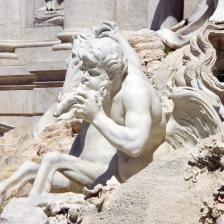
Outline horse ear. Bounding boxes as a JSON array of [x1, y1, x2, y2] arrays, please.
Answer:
[[58, 92, 62, 102], [93, 22, 118, 38], [98, 80, 110, 106]]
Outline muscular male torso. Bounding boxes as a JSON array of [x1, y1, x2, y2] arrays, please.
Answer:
[[71, 65, 166, 182]]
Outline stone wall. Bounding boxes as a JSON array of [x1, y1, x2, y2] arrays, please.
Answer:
[[0, 0, 200, 137]]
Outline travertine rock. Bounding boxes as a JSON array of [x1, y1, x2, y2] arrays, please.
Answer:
[[124, 29, 166, 80], [189, 134, 224, 172], [1, 193, 96, 224], [0, 119, 79, 180], [3, 136, 224, 224], [81, 140, 220, 223], [86, 150, 202, 224], [0, 198, 48, 224]]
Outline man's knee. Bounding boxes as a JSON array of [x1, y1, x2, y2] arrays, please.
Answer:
[[21, 161, 39, 172], [42, 151, 61, 164]]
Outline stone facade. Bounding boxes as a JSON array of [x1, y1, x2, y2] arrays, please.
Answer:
[[0, 0, 198, 137]]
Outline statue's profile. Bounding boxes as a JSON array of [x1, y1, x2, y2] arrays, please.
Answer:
[[44, 0, 64, 11], [0, 22, 166, 203], [35, 0, 64, 26]]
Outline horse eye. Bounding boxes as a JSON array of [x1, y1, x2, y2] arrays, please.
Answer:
[[89, 71, 99, 77]]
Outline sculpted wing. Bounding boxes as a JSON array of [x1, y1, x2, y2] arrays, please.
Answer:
[[165, 87, 224, 149]]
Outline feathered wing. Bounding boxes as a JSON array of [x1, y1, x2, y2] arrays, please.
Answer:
[[165, 87, 224, 149]]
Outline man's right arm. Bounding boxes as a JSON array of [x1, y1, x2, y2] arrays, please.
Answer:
[[92, 84, 152, 157]]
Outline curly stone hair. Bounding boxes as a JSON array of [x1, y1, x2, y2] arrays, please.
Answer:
[[73, 23, 128, 80]]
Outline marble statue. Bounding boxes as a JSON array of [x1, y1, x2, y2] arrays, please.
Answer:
[[155, 20, 224, 149], [0, 22, 166, 204], [157, 0, 224, 49], [35, 0, 64, 26], [44, 0, 64, 11]]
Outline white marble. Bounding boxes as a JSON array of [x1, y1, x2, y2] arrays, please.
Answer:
[[0, 22, 166, 206], [157, 0, 224, 49]]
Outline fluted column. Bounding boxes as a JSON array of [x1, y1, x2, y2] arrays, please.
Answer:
[[58, 0, 116, 42], [0, 0, 20, 41], [116, 0, 148, 31]]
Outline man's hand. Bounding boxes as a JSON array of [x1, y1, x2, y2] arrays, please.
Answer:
[[73, 90, 102, 123]]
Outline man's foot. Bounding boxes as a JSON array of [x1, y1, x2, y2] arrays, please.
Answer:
[[28, 192, 49, 207], [0, 181, 27, 205], [0, 182, 6, 206], [0, 194, 3, 206]]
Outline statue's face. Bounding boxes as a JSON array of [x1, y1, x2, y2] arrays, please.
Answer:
[[80, 63, 109, 91]]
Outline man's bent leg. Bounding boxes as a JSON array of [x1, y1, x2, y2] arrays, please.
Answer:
[[29, 152, 108, 196], [0, 160, 72, 204]]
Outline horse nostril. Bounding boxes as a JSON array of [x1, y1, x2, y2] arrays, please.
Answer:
[[81, 75, 88, 83], [53, 112, 59, 117]]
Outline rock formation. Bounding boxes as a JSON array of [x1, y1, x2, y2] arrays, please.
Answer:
[[0, 119, 79, 181]]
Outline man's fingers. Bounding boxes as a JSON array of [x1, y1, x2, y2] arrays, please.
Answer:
[[57, 108, 77, 120], [74, 95, 86, 104], [73, 107, 85, 119], [73, 103, 84, 110], [76, 90, 97, 101], [76, 91, 88, 98]]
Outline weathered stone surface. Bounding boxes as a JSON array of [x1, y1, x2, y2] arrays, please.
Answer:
[[64, 0, 115, 30], [33, 87, 62, 114], [0, 0, 20, 40], [0, 2, 224, 223], [86, 148, 217, 224], [124, 29, 166, 80], [116, 0, 148, 30], [0, 90, 33, 114], [2, 135, 224, 224], [1, 198, 48, 224], [1, 193, 96, 224], [0, 119, 79, 180], [0, 116, 34, 138]]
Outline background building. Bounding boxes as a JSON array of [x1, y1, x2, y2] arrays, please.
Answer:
[[0, 0, 199, 136]]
